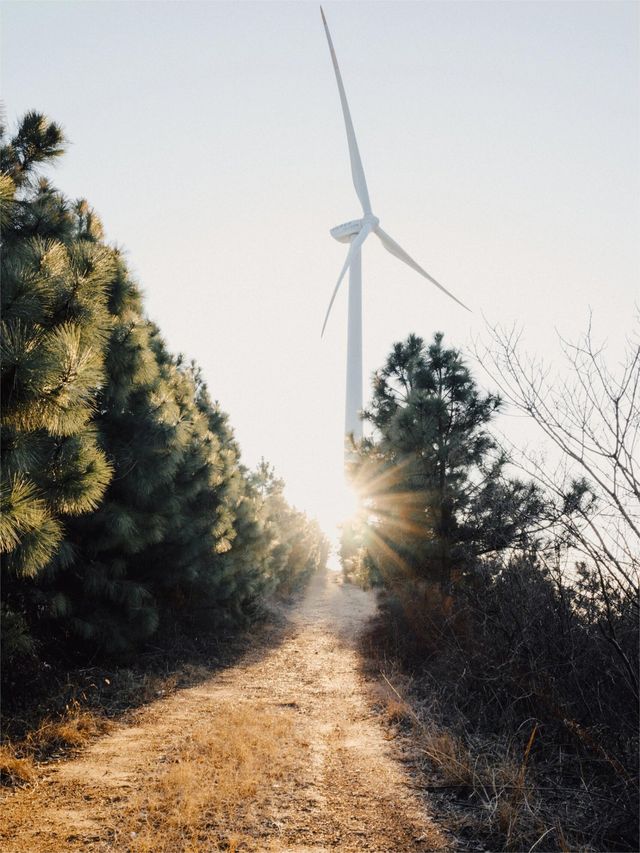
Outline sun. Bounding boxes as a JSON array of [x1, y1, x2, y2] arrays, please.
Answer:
[[315, 478, 362, 543], [334, 480, 361, 527]]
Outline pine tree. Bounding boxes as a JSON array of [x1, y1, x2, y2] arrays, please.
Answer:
[[349, 333, 541, 590], [1, 115, 114, 660]]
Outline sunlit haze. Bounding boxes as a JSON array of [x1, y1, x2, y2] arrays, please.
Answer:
[[3, 0, 637, 541]]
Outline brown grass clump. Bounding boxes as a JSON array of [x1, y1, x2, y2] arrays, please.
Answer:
[[370, 675, 417, 728], [1, 703, 113, 788], [118, 700, 300, 852], [0, 745, 36, 787], [383, 697, 414, 726], [420, 726, 474, 788], [25, 704, 114, 756]]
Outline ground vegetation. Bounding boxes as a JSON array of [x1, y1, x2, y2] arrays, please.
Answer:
[[345, 329, 639, 851]]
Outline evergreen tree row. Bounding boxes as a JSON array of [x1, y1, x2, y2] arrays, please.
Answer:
[[1, 113, 327, 669]]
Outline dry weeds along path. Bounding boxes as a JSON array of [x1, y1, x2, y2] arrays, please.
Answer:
[[2, 570, 449, 852]]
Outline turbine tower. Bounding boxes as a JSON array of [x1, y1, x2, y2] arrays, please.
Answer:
[[320, 7, 470, 452]]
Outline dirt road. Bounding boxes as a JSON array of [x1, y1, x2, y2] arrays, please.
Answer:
[[2, 570, 449, 852]]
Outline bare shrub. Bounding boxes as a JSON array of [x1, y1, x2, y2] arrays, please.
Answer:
[[365, 550, 638, 851], [477, 317, 639, 669]]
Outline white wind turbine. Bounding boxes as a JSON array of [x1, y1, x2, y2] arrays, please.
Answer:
[[320, 6, 470, 450]]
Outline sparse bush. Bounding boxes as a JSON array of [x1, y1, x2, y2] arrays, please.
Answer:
[[367, 561, 638, 850]]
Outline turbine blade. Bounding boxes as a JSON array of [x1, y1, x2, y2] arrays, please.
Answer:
[[320, 6, 372, 216], [321, 223, 373, 337], [374, 226, 471, 312]]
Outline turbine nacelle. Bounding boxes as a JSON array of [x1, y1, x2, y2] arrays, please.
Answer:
[[330, 215, 379, 243]]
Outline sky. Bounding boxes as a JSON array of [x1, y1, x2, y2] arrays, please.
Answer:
[[2, 0, 638, 540]]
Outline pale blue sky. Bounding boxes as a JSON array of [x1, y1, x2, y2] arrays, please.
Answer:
[[2, 1, 638, 534]]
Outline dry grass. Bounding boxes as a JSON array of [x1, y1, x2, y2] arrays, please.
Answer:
[[418, 723, 546, 851], [368, 664, 568, 852], [370, 677, 415, 728], [1, 702, 114, 789], [24, 703, 114, 756], [2, 658, 219, 789], [383, 696, 414, 726], [419, 726, 474, 786], [424, 722, 545, 847], [117, 700, 300, 852], [0, 745, 37, 786]]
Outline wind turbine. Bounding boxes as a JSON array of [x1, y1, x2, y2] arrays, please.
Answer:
[[320, 6, 470, 450]]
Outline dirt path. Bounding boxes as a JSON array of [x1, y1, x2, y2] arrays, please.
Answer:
[[2, 570, 449, 852]]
